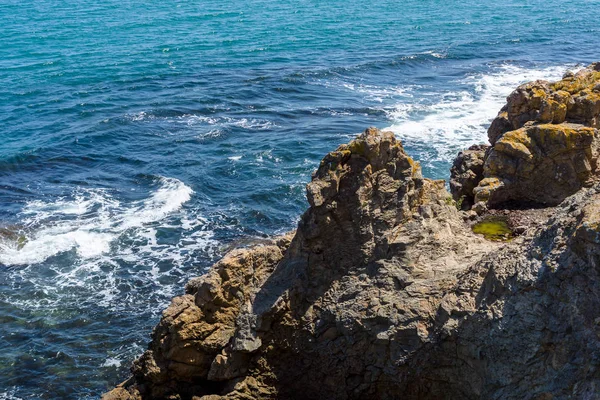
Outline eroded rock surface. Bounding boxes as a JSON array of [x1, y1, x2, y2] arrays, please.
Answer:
[[407, 186, 600, 399], [104, 128, 495, 399], [474, 63, 600, 207]]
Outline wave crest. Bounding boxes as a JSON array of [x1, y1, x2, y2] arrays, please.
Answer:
[[0, 177, 194, 266]]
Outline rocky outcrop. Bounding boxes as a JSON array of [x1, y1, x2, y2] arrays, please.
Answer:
[[105, 128, 496, 400], [105, 64, 600, 400], [474, 63, 600, 207], [406, 186, 600, 398], [450, 144, 488, 210]]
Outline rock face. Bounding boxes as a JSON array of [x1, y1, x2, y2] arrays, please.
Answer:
[[450, 144, 488, 210], [473, 63, 600, 207], [105, 128, 495, 400], [408, 186, 600, 399], [105, 64, 600, 400]]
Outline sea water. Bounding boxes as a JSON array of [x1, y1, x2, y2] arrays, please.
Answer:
[[0, 0, 598, 397]]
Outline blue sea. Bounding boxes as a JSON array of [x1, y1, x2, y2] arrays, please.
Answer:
[[0, 0, 598, 398]]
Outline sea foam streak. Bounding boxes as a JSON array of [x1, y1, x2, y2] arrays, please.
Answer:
[[0, 390, 23, 400], [0, 177, 193, 266], [0, 177, 219, 314], [384, 64, 572, 166]]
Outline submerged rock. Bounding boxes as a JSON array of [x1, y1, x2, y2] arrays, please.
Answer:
[[105, 63, 600, 400]]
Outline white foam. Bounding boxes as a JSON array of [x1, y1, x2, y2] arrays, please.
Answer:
[[128, 111, 150, 121], [0, 230, 113, 265], [101, 357, 122, 368], [0, 177, 193, 266], [117, 177, 193, 229], [341, 83, 413, 103], [422, 50, 447, 59], [383, 64, 573, 165], [0, 177, 221, 313], [0, 390, 23, 400], [125, 112, 275, 131], [196, 128, 224, 140]]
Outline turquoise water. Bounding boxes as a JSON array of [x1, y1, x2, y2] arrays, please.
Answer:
[[0, 0, 598, 398]]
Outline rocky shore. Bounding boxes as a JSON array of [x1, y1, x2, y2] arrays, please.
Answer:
[[104, 63, 600, 399]]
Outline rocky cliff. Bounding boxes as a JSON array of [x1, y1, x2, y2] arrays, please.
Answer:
[[105, 63, 600, 400]]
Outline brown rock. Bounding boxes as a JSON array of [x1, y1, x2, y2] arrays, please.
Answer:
[[487, 109, 512, 145], [103, 63, 600, 400], [476, 63, 600, 207], [475, 123, 599, 206], [103, 128, 493, 399]]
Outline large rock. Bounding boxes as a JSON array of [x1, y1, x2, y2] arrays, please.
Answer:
[[105, 65, 600, 400], [104, 128, 493, 399], [475, 63, 600, 207], [475, 123, 598, 206], [487, 62, 600, 145], [406, 186, 600, 398]]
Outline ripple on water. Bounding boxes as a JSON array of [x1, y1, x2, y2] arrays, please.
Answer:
[[1, 0, 599, 397]]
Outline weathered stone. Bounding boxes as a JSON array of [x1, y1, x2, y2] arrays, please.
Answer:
[[487, 109, 512, 145], [103, 128, 492, 400], [407, 186, 600, 399], [476, 63, 600, 207], [450, 144, 488, 210], [490, 65, 600, 133], [106, 238, 290, 400], [475, 123, 599, 206]]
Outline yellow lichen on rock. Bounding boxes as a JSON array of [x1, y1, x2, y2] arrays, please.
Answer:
[[472, 63, 600, 207], [551, 70, 600, 94], [493, 128, 533, 160], [531, 124, 595, 154], [473, 177, 503, 204]]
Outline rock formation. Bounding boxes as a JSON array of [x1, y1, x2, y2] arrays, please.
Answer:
[[105, 63, 600, 400], [474, 63, 600, 208], [407, 185, 600, 399], [105, 128, 495, 400]]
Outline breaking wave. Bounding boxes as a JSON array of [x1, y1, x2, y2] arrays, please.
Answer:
[[0, 177, 195, 266], [383, 64, 575, 168]]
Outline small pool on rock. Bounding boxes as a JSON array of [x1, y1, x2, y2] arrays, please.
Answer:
[[472, 217, 514, 241]]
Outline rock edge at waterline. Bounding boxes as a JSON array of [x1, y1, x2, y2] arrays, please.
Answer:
[[105, 63, 600, 400]]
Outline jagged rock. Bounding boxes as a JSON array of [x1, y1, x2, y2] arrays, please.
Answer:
[[450, 144, 488, 210], [123, 236, 292, 399], [476, 63, 600, 207], [405, 186, 600, 398], [105, 65, 600, 400], [104, 128, 493, 400], [487, 107, 512, 146], [488, 62, 600, 137]]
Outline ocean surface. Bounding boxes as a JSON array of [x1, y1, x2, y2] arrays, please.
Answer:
[[0, 0, 598, 398]]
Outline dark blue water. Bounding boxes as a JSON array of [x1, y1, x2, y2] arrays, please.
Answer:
[[1, 0, 598, 398]]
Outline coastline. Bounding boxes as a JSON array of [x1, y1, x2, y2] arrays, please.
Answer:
[[105, 64, 600, 399]]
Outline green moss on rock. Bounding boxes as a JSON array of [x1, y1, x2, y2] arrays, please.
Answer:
[[472, 217, 513, 241]]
